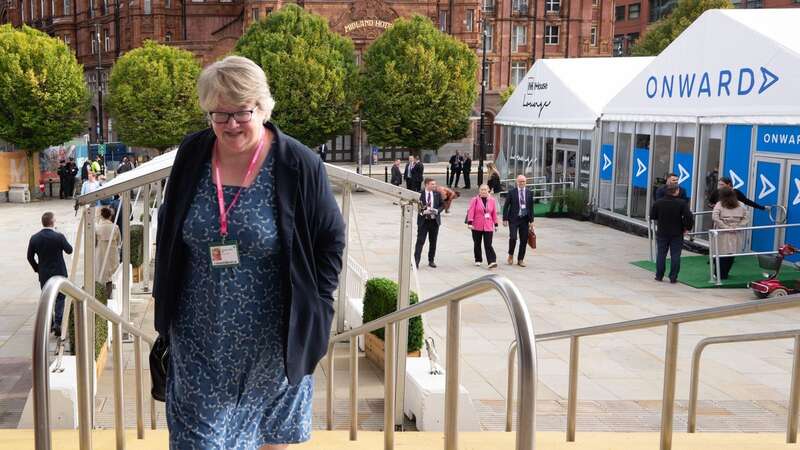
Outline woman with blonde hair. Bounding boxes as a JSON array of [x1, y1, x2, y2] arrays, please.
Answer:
[[486, 161, 501, 194], [465, 184, 499, 268], [153, 55, 345, 449]]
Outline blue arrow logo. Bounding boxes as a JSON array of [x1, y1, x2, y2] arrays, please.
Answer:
[[759, 66, 779, 94]]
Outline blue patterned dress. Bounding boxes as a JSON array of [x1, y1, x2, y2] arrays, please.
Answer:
[[166, 149, 314, 449]]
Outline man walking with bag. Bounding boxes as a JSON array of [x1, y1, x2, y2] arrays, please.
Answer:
[[503, 175, 534, 267], [415, 178, 444, 268]]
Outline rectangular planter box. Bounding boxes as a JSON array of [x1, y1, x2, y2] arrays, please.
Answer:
[[365, 332, 420, 370]]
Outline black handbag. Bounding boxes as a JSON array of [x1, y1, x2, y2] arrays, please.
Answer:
[[149, 334, 169, 402]]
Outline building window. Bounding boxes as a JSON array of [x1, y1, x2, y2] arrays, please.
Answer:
[[465, 9, 474, 32], [484, 21, 493, 51], [511, 25, 526, 52], [439, 10, 448, 32], [88, 0, 94, 17], [63, 0, 70, 14], [483, 0, 494, 14], [650, 0, 678, 23], [19, 0, 24, 23], [40, 0, 44, 17], [104, 29, 110, 51], [544, 0, 560, 13], [91, 31, 97, 54], [590, 26, 597, 47], [512, 0, 528, 14], [615, 5, 625, 21], [29, 0, 34, 19], [165, 31, 172, 42], [252, 7, 259, 21], [64, 34, 71, 45], [143, 0, 150, 14], [544, 25, 559, 45], [101, 0, 107, 14], [628, 3, 640, 20], [50, 0, 54, 17], [511, 61, 526, 87]]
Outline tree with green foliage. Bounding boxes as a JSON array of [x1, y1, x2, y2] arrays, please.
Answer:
[[360, 15, 478, 154], [235, 4, 358, 147], [631, 0, 732, 56], [106, 40, 205, 154], [0, 25, 89, 192], [499, 85, 515, 107]]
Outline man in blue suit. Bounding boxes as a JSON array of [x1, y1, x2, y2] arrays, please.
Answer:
[[503, 175, 535, 267], [27, 212, 73, 336]]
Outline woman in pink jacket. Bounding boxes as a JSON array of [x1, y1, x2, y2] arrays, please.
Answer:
[[466, 184, 499, 268]]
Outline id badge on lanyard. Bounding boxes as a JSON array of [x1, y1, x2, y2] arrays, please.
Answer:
[[210, 132, 266, 269]]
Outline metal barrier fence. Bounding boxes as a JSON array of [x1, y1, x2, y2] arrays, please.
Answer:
[[33, 277, 157, 450], [326, 275, 537, 450], [686, 329, 800, 442], [708, 222, 800, 285], [505, 295, 800, 450]]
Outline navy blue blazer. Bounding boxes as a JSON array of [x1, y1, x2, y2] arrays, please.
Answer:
[[153, 122, 346, 384], [27, 228, 73, 283], [502, 187, 535, 223]]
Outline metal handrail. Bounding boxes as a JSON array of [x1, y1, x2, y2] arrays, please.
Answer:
[[708, 222, 800, 285], [325, 274, 537, 450], [505, 294, 800, 450], [33, 276, 157, 450], [686, 329, 800, 443]]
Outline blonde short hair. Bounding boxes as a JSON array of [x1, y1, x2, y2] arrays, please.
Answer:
[[197, 56, 276, 123]]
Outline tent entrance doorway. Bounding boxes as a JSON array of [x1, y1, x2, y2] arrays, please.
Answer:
[[551, 143, 577, 187], [750, 157, 800, 259]]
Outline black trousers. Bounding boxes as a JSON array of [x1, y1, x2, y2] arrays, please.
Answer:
[[64, 179, 75, 198], [656, 235, 684, 281], [463, 171, 471, 189], [450, 169, 462, 187], [718, 256, 736, 279], [415, 220, 439, 265], [40, 277, 65, 329], [508, 219, 530, 261], [472, 230, 496, 264], [58, 177, 66, 198]]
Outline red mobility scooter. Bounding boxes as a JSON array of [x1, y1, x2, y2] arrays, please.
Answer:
[[749, 244, 800, 298]]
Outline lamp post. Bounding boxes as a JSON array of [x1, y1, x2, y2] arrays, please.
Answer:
[[94, 22, 104, 146], [477, 10, 489, 186]]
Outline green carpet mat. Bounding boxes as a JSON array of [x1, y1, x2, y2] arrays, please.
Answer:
[[534, 203, 551, 217], [631, 255, 800, 289]]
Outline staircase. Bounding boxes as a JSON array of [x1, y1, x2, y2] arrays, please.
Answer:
[[1, 430, 796, 450]]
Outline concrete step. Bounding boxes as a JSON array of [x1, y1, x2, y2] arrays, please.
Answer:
[[1, 430, 795, 450]]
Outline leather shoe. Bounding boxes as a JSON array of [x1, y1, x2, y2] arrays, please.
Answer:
[[669, 278, 678, 284], [507, 255, 513, 265], [654, 277, 663, 282], [428, 262, 437, 268], [517, 260, 527, 267]]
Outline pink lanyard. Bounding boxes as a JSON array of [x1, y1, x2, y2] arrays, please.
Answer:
[[212, 133, 266, 238]]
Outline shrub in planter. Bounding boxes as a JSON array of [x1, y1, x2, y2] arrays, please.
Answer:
[[362, 277, 423, 353], [564, 189, 589, 220], [548, 191, 567, 215], [130, 223, 144, 268], [68, 282, 109, 359]]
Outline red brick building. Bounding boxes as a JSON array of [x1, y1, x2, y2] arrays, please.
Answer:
[[614, 0, 800, 56], [0, 0, 614, 161]]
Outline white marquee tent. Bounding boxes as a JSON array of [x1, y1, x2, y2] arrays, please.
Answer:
[[603, 8, 800, 124], [495, 56, 655, 130]]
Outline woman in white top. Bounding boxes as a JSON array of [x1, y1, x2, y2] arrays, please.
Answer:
[[95, 206, 121, 297]]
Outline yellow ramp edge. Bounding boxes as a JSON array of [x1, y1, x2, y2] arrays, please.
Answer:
[[1, 430, 794, 450]]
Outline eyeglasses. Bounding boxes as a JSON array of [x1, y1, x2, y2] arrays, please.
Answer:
[[208, 109, 255, 124]]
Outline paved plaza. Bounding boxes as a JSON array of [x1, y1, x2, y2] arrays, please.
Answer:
[[0, 177, 798, 434]]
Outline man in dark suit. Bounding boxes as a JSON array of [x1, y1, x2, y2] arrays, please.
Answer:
[[318, 143, 328, 162], [414, 178, 444, 268], [404, 155, 424, 192], [650, 185, 694, 283], [448, 151, 463, 188], [462, 155, 472, 189], [503, 175, 535, 267], [27, 212, 73, 335], [57, 160, 68, 199], [390, 159, 403, 186], [655, 173, 689, 202], [65, 157, 78, 198]]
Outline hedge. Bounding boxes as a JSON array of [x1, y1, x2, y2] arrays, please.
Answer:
[[362, 277, 423, 353]]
